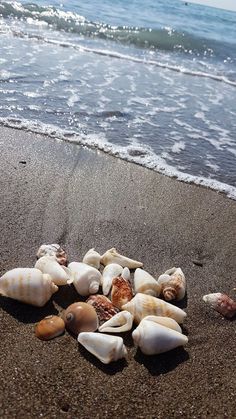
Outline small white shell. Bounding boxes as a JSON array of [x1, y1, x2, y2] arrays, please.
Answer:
[[35, 255, 72, 286], [142, 315, 182, 333], [68, 262, 101, 296], [157, 267, 186, 301], [134, 268, 160, 297], [122, 267, 130, 281], [78, 332, 127, 364], [98, 311, 133, 333], [101, 263, 123, 296], [101, 248, 143, 269], [82, 248, 101, 269], [0, 268, 58, 307], [132, 319, 188, 355], [36, 243, 68, 265]]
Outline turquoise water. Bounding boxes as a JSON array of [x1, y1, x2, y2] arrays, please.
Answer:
[[0, 0, 236, 198]]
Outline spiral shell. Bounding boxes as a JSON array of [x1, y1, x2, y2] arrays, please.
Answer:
[[111, 276, 133, 310], [36, 244, 68, 266], [78, 332, 127, 364], [157, 267, 186, 301], [203, 293, 236, 318], [63, 302, 98, 335], [35, 315, 65, 340], [68, 262, 101, 296], [101, 248, 143, 269], [86, 295, 119, 325], [83, 248, 101, 269]]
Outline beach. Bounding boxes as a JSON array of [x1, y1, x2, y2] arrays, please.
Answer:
[[0, 126, 235, 418]]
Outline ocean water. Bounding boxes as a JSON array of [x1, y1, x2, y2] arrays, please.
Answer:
[[0, 0, 236, 198]]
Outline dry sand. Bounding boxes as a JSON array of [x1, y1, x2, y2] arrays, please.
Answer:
[[0, 126, 235, 418]]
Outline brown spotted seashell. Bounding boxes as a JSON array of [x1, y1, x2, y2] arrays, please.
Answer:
[[63, 302, 98, 335], [111, 276, 133, 310], [86, 295, 119, 325], [35, 315, 65, 340], [203, 293, 236, 319], [36, 244, 68, 266]]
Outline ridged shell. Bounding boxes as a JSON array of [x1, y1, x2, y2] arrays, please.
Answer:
[[83, 248, 101, 269], [35, 255, 72, 286], [134, 268, 160, 297], [0, 268, 58, 307], [101, 248, 143, 269], [98, 311, 133, 333], [101, 263, 123, 296], [78, 332, 127, 364], [36, 244, 68, 266], [111, 276, 133, 310], [35, 315, 65, 340], [68, 262, 101, 296], [122, 293, 187, 324], [86, 295, 119, 325], [203, 293, 236, 318], [64, 302, 98, 335], [157, 267, 186, 301]]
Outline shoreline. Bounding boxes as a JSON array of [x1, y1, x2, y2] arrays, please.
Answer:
[[0, 126, 236, 418]]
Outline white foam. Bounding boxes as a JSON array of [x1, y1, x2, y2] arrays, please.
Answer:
[[171, 141, 186, 153]]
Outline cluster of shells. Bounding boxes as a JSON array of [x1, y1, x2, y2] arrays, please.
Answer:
[[0, 244, 235, 365]]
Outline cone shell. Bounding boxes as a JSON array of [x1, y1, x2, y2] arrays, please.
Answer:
[[83, 248, 101, 269], [78, 332, 127, 364], [36, 244, 68, 266], [101, 248, 143, 269], [157, 268, 186, 301], [132, 319, 188, 355], [35, 255, 72, 286], [63, 302, 98, 335], [122, 293, 187, 324], [0, 268, 58, 307], [134, 268, 160, 297], [68, 262, 101, 296], [142, 315, 182, 333], [203, 293, 236, 319], [101, 263, 123, 296], [35, 315, 65, 340], [111, 276, 133, 310], [98, 311, 134, 333], [86, 294, 119, 325]]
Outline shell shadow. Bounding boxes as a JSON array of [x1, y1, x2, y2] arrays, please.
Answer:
[[134, 347, 189, 376], [53, 284, 86, 309], [77, 343, 128, 374], [171, 292, 188, 309], [0, 296, 58, 324]]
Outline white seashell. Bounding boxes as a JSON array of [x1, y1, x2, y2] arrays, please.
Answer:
[[101, 248, 143, 269], [122, 293, 187, 324], [157, 267, 186, 301], [82, 248, 101, 269], [78, 332, 127, 364], [134, 268, 160, 297], [36, 243, 68, 265], [98, 311, 133, 333], [132, 319, 188, 355], [101, 263, 123, 296], [68, 262, 101, 296], [142, 315, 182, 333], [0, 268, 58, 307], [122, 267, 130, 281], [35, 255, 72, 286]]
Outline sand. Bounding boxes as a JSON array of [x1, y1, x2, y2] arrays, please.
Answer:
[[0, 126, 235, 418]]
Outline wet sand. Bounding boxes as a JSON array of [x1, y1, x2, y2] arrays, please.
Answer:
[[0, 126, 235, 418]]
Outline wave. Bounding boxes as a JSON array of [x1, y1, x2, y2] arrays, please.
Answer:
[[0, 116, 235, 200], [0, 1, 235, 58]]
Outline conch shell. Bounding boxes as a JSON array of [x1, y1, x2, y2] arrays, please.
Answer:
[[86, 295, 119, 325], [203, 293, 236, 319], [142, 315, 182, 333], [101, 263, 123, 296], [101, 248, 143, 269], [68, 262, 101, 296], [35, 315, 65, 340], [122, 293, 187, 324], [0, 268, 58, 307], [78, 332, 127, 364], [111, 276, 133, 310], [83, 248, 101, 269], [98, 311, 134, 333], [134, 268, 160, 297], [63, 302, 98, 335], [132, 319, 188, 355], [157, 267, 186, 301], [36, 243, 68, 266], [35, 255, 72, 286]]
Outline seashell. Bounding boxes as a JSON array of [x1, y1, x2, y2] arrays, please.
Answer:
[[36, 243, 68, 266], [35, 315, 65, 340], [111, 276, 133, 310], [122, 267, 130, 281], [82, 248, 101, 269], [68, 262, 101, 296], [157, 267, 186, 301], [101, 263, 123, 296], [101, 248, 143, 269], [63, 302, 98, 335], [203, 293, 236, 319], [142, 315, 182, 333], [134, 268, 160, 297], [98, 311, 133, 333], [122, 293, 187, 324], [35, 255, 73, 286], [0, 268, 58, 307], [86, 295, 119, 325], [78, 332, 127, 364], [132, 319, 188, 355]]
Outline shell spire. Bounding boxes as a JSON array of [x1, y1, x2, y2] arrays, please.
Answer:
[[68, 262, 101, 296], [157, 267, 186, 301], [36, 243, 68, 266], [101, 248, 143, 269]]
